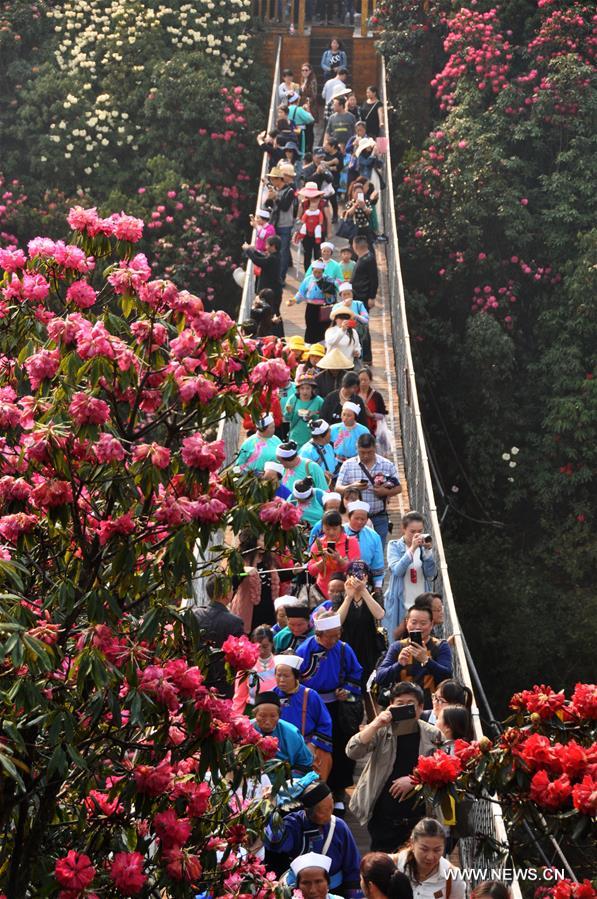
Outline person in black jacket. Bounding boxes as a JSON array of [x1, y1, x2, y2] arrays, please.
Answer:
[[320, 371, 369, 426], [242, 235, 283, 315], [267, 165, 297, 284], [351, 235, 378, 364], [194, 575, 244, 698]]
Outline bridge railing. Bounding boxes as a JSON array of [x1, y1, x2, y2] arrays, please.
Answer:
[[190, 38, 282, 607], [378, 59, 522, 895]]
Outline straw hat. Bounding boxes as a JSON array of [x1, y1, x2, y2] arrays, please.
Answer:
[[299, 181, 323, 199], [268, 166, 285, 179], [279, 162, 296, 177], [355, 137, 376, 157], [330, 303, 355, 319], [316, 348, 353, 370], [303, 342, 325, 360]]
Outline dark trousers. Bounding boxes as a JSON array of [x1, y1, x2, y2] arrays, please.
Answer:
[[305, 302, 328, 343], [277, 226, 293, 282], [368, 815, 421, 853], [302, 235, 321, 272], [327, 700, 357, 793]]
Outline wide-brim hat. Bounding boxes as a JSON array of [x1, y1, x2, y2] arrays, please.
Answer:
[[330, 85, 352, 101], [279, 162, 296, 177], [355, 137, 376, 157], [303, 342, 325, 360], [316, 348, 354, 370], [282, 142, 300, 156], [268, 166, 285, 179], [331, 303, 355, 319], [299, 181, 323, 198]]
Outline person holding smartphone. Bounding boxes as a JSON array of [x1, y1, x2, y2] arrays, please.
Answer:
[[346, 682, 442, 852], [307, 510, 360, 599], [383, 511, 437, 635], [375, 606, 453, 710]]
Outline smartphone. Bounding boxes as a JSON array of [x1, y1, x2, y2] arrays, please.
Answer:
[[390, 704, 416, 722], [409, 630, 423, 646], [357, 192, 365, 201], [327, 541, 336, 552]]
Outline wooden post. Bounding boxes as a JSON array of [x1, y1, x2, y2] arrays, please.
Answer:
[[290, 0, 295, 27], [361, 0, 368, 37], [298, 0, 305, 33]]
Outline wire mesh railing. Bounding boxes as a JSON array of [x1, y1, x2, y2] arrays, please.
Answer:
[[379, 59, 522, 895]]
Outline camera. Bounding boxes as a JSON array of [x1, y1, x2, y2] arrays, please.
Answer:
[[390, 704, 416, 722], [422, 533, 432, 543]]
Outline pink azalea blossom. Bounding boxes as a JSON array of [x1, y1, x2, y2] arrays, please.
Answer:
[[110, 212, 144, 242], [250, 359, 291, 388], [97, 512, 136, 545], [67, 206, 102, 236], [132, 442, 171, 469], [94, 433, 126, 464], [0, 512, 38, 542], [181, 434, 225, 471], [153, 809, 191, 849], [109, 852, 146, 895], [0, 246, 27, 272], [24, 349, 60, 390], [133, 758, 173, 796], [66, 280, 97, 309], [69, 392, 110, 426], [55, 851, 96, 891]]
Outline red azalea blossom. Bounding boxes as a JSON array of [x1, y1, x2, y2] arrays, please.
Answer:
[[181, 433, 225, 470], [537, 879, 597, 899], [571, 775, 597, 816], [153, 808, 192, 849], [510, 684, 566, 719], [133, 758, 173, 796], [221, 634, 260, 670], [571, 683, 597, 719], [453, 739, 484, 766], [164, 847, 202, 882], [54, 851, 96, 890], [413, 750, 462, 787], [109, 851, 146, 895], [529, 769, 572, 810], [516, 733, 561, 773]]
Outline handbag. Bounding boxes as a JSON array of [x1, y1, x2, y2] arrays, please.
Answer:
[[336, 218, 357, 240], [335, 643, 364, 738], [376, 136, 389, 155], [318, 303, 333, 324]]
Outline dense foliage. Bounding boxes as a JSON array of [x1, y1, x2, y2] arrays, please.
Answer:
[[0, 212, 300, 896], [0, 0, 267, 313], [378, 0, 596, 709]]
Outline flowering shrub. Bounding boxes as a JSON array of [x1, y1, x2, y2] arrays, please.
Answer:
[[418, 685, 597, 855], [0, 210, 298, 894]]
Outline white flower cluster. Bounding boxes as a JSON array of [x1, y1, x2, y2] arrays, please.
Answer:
[[41, 0, 252, 171], [502, 446, 520, 480]]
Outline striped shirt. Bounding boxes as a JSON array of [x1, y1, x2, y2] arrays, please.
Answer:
[[336, 453, 400, 516]]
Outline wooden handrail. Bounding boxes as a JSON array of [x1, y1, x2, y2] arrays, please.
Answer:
[[361, 0, 368, 36], [298, 0, 305, 33]]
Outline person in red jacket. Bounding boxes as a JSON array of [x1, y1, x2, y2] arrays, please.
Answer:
[[307, 509, 360, 598]]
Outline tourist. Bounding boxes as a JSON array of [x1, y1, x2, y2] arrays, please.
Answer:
[[347, 683, 443, 851], [294, 183, 325, 272], [308, 492, 343, 546], [334, 565, 385, 699], [276, 439, 329, 493], [264, 780, 361, 894], [322, 136, 344, 221], [278, 68, 300, 106], [360, 85, 384, 139], [320, 39, 347, 79], [325, 94, 357, 148], [471, 884, 513, 899], [351, 234, 379, 315], [274, 653, 333, 779], [306, 241, 343, 282], [343, 501, 384, 591], [232, 625, 277, 715], [291, 477, 325, 527], [307, 510, 360, 598], [231, 530, 279, 633], [252, 691, 314, 774], [325, 304, 362, 365], [321, 69, 349, 113], [392, 818, 466, 899], [337, 282, 369, 327], [376, 605, 453, 709], [320, 371, 369, 425], [300, 63, 319, 153], [336, 433, 401, 545], [194, 575, 244, 697], [267, 164, 297, 284], [358, 367, 387, 437], [344, 179, 377, 247], [274, 599, 314, 652], [236, 413, 281, 472], [285, 374, 324, 448], [291, 259, 338, 344], [421, 678, 473, 727], [300, 419, 339, 487], [384, 512, 438, 634], [360, 854, 414, 899], [395, 592, 448, 642], [339, 245, 356, 282], [296, 342, 327, 380], [330, 403, 370, 463], [251, 208, 276, 253], [296, 613, 363, 811], [242, 235, 282, 316], [314, 347, 355, 399], [288, 95, 315, 157], [435, 703, 474, 750]]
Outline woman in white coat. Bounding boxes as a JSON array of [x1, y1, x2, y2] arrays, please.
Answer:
[[324, 304, 361, 367]]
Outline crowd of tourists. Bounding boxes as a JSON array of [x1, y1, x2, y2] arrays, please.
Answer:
[[195, 49, 509, 899]]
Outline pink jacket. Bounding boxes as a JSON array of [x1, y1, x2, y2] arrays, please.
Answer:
[[230, 567, 280, 634]]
